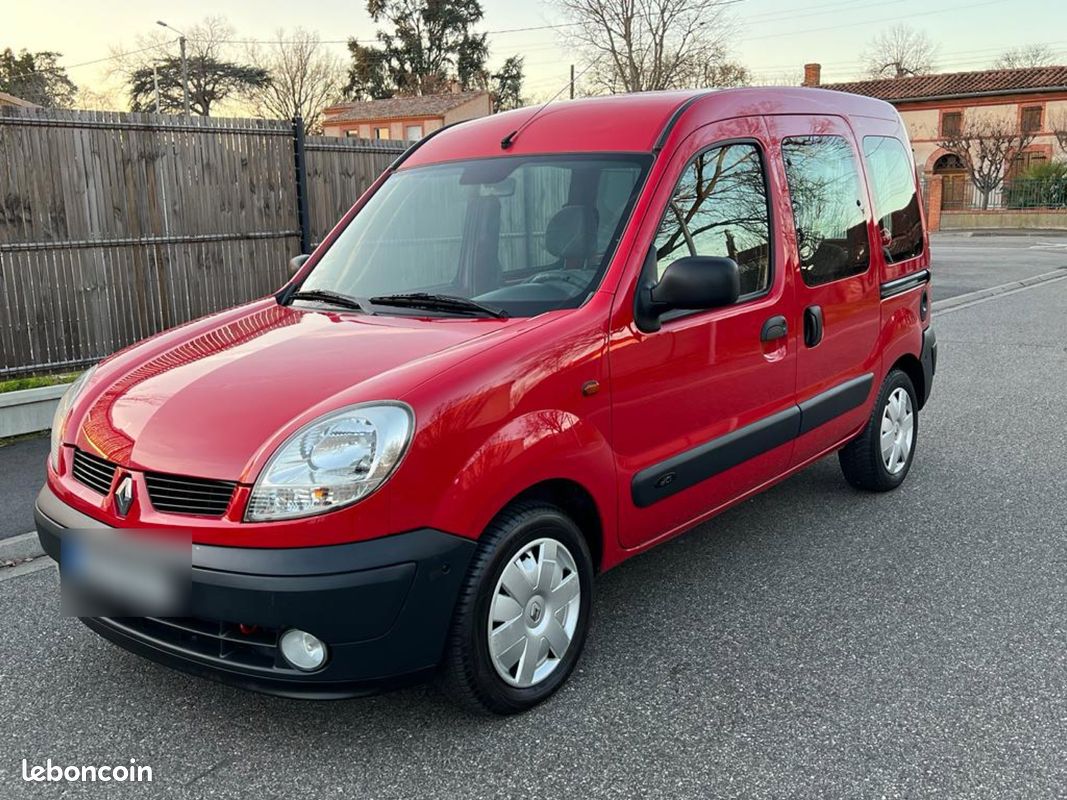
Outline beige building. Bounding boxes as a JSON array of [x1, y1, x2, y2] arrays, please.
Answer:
[[804, 64, 1067, 219], [322, 91, 492, 141]]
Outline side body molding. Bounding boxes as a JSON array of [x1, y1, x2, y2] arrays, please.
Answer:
[[632, 373, 874, 507]]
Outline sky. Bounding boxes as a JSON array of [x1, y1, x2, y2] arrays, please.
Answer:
[[4, 0, 1065, 106]]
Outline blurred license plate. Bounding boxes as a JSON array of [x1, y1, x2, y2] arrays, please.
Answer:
[[61, 531, 190, 617]]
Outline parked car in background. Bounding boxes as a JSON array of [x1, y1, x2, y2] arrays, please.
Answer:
[[36, 87, 935, 714]]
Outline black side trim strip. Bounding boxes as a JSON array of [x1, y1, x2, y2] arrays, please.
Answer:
[[797, 373, 874, 435], [652, 93, 712, 152], [631, 372, 876, 507], [880, 269, 930, 299], [631, 407, 800, 508]]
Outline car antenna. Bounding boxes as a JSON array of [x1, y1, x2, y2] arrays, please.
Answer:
[[500, 56, 603, 150]]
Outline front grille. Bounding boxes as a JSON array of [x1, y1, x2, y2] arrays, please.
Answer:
[[71, 450, 117, 495], [104, 616, 296, 673], [144, 472, 236, 517]]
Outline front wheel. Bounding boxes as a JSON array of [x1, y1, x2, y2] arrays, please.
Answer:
[[838, 369, 918, 491], [438, 501, 594, 715]]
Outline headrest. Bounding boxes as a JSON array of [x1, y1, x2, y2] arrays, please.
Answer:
[[545, 205, 598, 260]]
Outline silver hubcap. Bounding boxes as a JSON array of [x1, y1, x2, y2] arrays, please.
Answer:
[[488, 537, 581, 688], [880, 387, 914, 474]]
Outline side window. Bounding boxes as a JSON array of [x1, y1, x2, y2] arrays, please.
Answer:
[[781, 136, 870, 286], [862, 136, 924, 263], [653, 142, 772, 297]]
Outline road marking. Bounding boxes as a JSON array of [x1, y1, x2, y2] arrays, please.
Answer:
[[934, 270, 1067, 315]]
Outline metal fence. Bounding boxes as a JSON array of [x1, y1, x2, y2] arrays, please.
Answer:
[[939, 175, 1067, 211], [0, 107, 406, 376]]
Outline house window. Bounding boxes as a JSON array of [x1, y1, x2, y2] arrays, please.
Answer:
[[941, 111, 962, 137], [1010, 149, 1049, 182], [344, 130, 359, 138], [781, 136, 870, 287], [375, 127, 391, 140], [405, 124, 423, 141], [1021, 105, 1042, 133]]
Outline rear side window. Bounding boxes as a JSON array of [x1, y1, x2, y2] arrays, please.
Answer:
[[862, 136, 924, 263], [654, 142, 772, 296], [782, 136, 870, 286]]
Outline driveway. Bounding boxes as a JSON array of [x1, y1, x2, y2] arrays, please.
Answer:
[[1, 269, 1065, 797]]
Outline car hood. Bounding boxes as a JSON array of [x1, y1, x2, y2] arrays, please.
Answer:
[[71, 300, 518, 481]]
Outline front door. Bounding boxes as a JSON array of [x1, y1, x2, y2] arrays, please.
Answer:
[[609, 118, 798, 549], [764, 115, 881, 467]]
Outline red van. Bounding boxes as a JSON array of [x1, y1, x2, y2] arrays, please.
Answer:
[[37, 88, 935, 714]]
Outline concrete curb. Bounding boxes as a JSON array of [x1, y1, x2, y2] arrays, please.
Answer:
[[933, 269, 1067, 313], [0, 383, 70, 438], [0, 530, 43, 563], [951, 229, 1067, 238]]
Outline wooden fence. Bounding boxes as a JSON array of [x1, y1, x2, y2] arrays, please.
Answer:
[[0, 107, 406, 376]]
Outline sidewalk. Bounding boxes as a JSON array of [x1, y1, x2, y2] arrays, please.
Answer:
[[935, 228, 1067, 237]]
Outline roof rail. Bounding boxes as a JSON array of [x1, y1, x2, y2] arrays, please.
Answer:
[[652, 93, 712, 152]]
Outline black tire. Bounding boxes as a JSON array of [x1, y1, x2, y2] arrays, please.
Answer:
[[838, 369, 918, 492], [438, 500, 594, 715]]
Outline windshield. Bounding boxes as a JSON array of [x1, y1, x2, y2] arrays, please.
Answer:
[[299, 154, 650, 318]]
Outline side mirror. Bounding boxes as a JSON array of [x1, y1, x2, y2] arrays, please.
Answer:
[[634, 253, 740, 333], [289, 253, 311, 275]]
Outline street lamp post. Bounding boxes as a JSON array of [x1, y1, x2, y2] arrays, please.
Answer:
[[156, 20, 190, 116]]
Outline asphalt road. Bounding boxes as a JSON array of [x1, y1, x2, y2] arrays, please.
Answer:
[[0, 435, 48, 540], [929, 231, 1067, 300], [1, 265, 1065, 796]]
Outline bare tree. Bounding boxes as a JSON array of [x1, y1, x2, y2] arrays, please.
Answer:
[[1052, 111, 1067, 152], [994, 44, 1056, 70], [937, 116, 1037, 209], [864, 25, 937, 78], [109, 16, 262, 116], [554, 0, 745, 93], [243, 29, 344, 132]]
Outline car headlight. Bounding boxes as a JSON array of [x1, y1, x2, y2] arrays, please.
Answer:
[[50, 366, 96, 471], [245, 402, 414, 522]]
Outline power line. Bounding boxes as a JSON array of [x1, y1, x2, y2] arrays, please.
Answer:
[[738, 0, 1010, 43]]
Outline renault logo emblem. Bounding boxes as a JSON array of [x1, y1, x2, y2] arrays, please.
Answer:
[[114, 475, 134, 517]]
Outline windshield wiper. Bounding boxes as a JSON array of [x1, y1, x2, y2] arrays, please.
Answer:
[[287, 289, 372, 314], [369, 292, 509, 319]]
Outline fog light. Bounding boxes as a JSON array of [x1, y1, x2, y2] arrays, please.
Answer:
[[279, 628, 328, 671]]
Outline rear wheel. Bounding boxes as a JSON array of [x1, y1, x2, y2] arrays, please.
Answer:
[[838, 369, 918, 491], [438, 501, 593, 715]]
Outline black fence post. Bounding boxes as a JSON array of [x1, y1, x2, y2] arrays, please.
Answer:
[[293, 115, 311, 254]]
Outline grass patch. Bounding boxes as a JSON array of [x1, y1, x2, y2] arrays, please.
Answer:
[[0, 373, 78, 394]]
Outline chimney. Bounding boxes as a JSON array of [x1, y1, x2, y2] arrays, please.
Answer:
[[802, 63, 822, 87]]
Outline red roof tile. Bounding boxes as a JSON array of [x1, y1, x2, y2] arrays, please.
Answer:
[[821, 66, 1067, 103], [325, 91, 489, 123]]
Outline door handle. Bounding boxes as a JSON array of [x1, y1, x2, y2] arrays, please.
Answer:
[[760, 315, 788, 342], [803, 305, 823, 347]]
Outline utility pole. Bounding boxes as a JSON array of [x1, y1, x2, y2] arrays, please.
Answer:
[[157, 21, 191, 116], [570, 64, 575, 100], [152, 64, 160, 113], [179, 35, 190, 116]]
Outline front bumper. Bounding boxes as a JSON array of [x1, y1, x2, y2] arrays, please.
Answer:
[[35, 484, 475, 698]]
